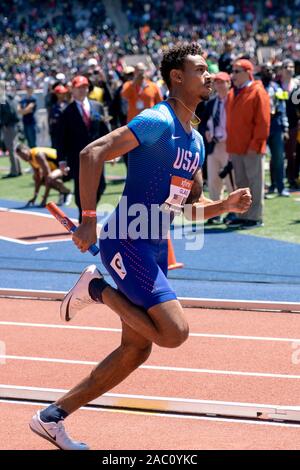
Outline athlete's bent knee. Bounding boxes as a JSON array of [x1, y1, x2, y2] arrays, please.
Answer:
[[157, 325, 189, 348]]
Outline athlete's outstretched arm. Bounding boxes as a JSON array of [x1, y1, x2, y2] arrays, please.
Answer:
[[184, 169, 219, 220], [184, 170, 252, 221]]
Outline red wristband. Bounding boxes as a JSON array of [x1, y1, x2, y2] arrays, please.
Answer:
[[82, 210, 97, 218]]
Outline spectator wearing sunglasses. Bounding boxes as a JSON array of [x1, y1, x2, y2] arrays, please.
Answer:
[[225, 59, 270, 229]]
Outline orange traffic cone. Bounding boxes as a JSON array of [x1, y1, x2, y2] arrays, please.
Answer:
[[168, 238, 184, 270]]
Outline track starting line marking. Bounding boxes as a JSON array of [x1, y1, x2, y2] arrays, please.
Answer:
[[1, 384, 300, 423]]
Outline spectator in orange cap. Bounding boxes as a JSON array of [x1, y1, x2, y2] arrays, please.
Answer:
[[49, 85, 69, 149], [226, 59, 270, 229]]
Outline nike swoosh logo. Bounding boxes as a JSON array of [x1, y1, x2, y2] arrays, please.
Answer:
[[171, 135, 181, 140], [39, 420, 56, 441], [65, 296, 72, 322]]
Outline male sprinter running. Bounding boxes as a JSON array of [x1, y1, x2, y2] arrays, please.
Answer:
[[30, 43, 251, 450]]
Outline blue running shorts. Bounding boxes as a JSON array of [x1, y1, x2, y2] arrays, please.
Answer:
[[99, 237, 177, 310]]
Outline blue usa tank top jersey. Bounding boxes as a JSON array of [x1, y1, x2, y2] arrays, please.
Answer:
[[100, 101, 205, 310]]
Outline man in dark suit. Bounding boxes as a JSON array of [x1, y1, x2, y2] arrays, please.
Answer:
[[57, 75, 109, 221]]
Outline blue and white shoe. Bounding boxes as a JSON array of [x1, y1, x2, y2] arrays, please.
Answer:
[[29, 410, 89, 450], [60, 264, 103, 322]]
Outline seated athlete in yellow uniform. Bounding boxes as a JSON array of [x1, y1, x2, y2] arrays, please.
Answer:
[[16, 144, 72, 207]]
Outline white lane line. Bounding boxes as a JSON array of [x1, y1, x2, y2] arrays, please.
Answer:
[[0, 207, 74, 245], [0, 321, 299, 343], [0, 321, 122, 333], [0, 207, 55, 218], [0, 236, 32, 245], [0, 236, 71, 245], [1, 354, 300, 380], [1, 399, 300, 429]]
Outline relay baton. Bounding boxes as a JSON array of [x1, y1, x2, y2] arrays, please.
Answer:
[[46, 201, 100, 256]]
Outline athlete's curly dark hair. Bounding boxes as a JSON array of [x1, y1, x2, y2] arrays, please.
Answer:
[[160, 42, 203, 89]]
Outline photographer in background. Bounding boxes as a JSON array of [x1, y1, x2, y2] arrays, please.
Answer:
[[218, 41, 235, 74], [87, 66, 113, 110], [279, 59, 300, 190], [205, 72, 235, 224], [261, 63, 290, 197]]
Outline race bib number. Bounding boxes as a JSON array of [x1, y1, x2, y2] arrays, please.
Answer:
[[161, 175, 193, 215]]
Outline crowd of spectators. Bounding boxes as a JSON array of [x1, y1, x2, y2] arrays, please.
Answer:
[[0, 0, 300, 226], [0, 0, 300, 92]]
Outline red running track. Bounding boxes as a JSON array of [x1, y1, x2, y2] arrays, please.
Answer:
[[1, 298, 300, 449], [0, 210, 71, 242]]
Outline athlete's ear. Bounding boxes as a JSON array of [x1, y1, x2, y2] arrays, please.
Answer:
[[170, 69, 183, 85]]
